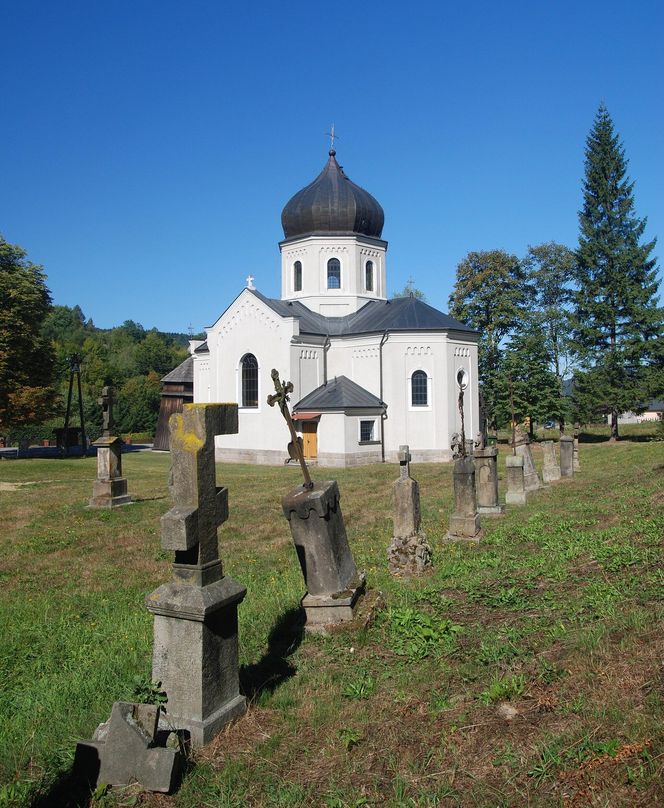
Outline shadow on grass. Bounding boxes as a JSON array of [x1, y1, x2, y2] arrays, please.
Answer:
[[28, 767, 95, 808], [240, 606, 305, 702], [579, 432, 658, 443]]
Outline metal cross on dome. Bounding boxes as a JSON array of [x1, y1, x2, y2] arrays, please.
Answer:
[[325, 124, 339, 150]]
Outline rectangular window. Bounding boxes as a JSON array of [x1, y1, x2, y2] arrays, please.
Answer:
[[359, 420, 375, 442]]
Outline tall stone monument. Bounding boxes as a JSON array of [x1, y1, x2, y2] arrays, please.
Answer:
[[269, 370, 365, 629], [560, 434, 574, 477], [447, 372, 482, 542], [474, 434, 504, 515], [541, 440, 561, 483], [89, 386, 131, 508], [145, 404, 246, 747], [505, 454, 527, 505], [387, 445, 432, 574]]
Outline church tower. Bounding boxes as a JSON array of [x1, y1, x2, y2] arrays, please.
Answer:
[[279, 149, 387, 316]]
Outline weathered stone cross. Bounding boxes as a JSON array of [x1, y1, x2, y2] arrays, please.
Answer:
[[160, 404, 236, 585], [398, 444, 411, 480], [98, 385, 114, 437]]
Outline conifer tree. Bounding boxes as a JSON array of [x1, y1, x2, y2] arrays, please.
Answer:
[[573, 105, 661, 439]]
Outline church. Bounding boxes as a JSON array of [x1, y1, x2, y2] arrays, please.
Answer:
[[191, 146, 480, 466]]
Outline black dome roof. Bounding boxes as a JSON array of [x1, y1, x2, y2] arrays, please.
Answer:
[[281, 150, 384, 240]]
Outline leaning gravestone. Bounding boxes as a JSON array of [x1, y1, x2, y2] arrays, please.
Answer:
[[560, 434, 574, 477], [387, 445, 432, 574], [145, 403, 246, 747], [541, 440, 561, 483], [269, 370, 365, 630], [505, 454, 527, 505], [89, 387, 131, 508], [474, 435, 504, 515], [514, 439, 542, 492]]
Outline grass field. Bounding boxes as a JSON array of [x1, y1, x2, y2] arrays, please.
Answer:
[[1, 434, 663, 807]]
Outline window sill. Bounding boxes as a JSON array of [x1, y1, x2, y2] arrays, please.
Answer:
[[358, 440, 381, 446]]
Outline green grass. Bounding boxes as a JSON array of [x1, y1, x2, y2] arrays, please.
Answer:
[[0, 433, 663, 806]]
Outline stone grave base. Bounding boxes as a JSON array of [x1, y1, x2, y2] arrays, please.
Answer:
[[505, 490, 527, 506], [447, 512, 482, 543], [302, 573, 366, 633], [163, 695, 247, 748], [89, 478, 132, 509], [445, 528, 484, 544], [387, 532, 432, 575]]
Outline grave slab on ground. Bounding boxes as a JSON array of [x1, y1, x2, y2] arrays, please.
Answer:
[[146, 403, 246, 747]]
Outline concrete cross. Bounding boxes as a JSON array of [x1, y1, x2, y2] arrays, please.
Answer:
[[161, 404, 238, 584], [246, 274, 255, 290]]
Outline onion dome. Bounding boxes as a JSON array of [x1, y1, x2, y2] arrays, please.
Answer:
[[281, 150, 384, 240]]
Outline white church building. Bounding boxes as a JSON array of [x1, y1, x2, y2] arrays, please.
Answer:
[[192, 147, 479, 466]]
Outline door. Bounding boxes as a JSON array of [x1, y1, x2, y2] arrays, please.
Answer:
[[302, 421, 318, 459]]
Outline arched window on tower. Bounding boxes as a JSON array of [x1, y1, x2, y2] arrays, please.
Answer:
[[365, 260, 374, 291], [241, 353, 258, 408], [293, 261, 302, 292], [327, 258, 341, 289], [411, 370, 428, 407]]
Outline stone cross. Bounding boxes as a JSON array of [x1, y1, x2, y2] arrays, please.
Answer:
[[388, 445, 432, 574], [146, 404, 247, 746], [160, 404, 235, 580], [98, 386, 115, 437]]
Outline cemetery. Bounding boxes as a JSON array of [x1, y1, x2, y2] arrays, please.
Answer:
[[0, 418, 662, 806]]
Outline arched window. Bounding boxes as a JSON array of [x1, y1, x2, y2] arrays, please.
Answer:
[[411, 370, 428, 407], [241, 353, 258, 408], [365, 260, 374, 291], [327, 257, 341, 289], [293, 261, 302, 292]]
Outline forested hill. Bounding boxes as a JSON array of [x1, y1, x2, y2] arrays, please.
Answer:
[[40, 304, 197, 438]]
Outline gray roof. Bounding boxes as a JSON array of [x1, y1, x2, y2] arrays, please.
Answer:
[[294, 376, 386, 411], [281, 149, 384, 241], [250, 289, 476, 337], [161, 355, 194, 384], [194, 340, 209, 354]]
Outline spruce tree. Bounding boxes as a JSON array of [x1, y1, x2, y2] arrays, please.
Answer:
[[573, 105, 661, 439]]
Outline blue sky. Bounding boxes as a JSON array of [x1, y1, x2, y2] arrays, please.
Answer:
[[2, 0, 662, 332]]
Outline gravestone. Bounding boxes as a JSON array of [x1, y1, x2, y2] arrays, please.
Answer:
[[541, 440, 561, 483], [505, 454, 527, 505], [515, 440, 542, 492], [560, 434, 574, 477], [89, 387, 131, 508], [270, 369, 366, 630], [475, 445, 505, 515], [573, 427, 581, 471], [447, 456, 482, 543], [145, 404, 246, 747], [387, 445, 432, 574], [75, 702, 182, 793]]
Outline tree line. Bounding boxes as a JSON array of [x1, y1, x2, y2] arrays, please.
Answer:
[[0, 250, 189, 443], [447, 105, 662, 440]]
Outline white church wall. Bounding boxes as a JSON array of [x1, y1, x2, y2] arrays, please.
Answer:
[[317, 410, 382, 467]]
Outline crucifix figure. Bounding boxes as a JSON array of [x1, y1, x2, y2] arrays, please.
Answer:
[[325, 123, 339, 151], [267, 369, 313, 489], [98, 385, 114, 437]]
